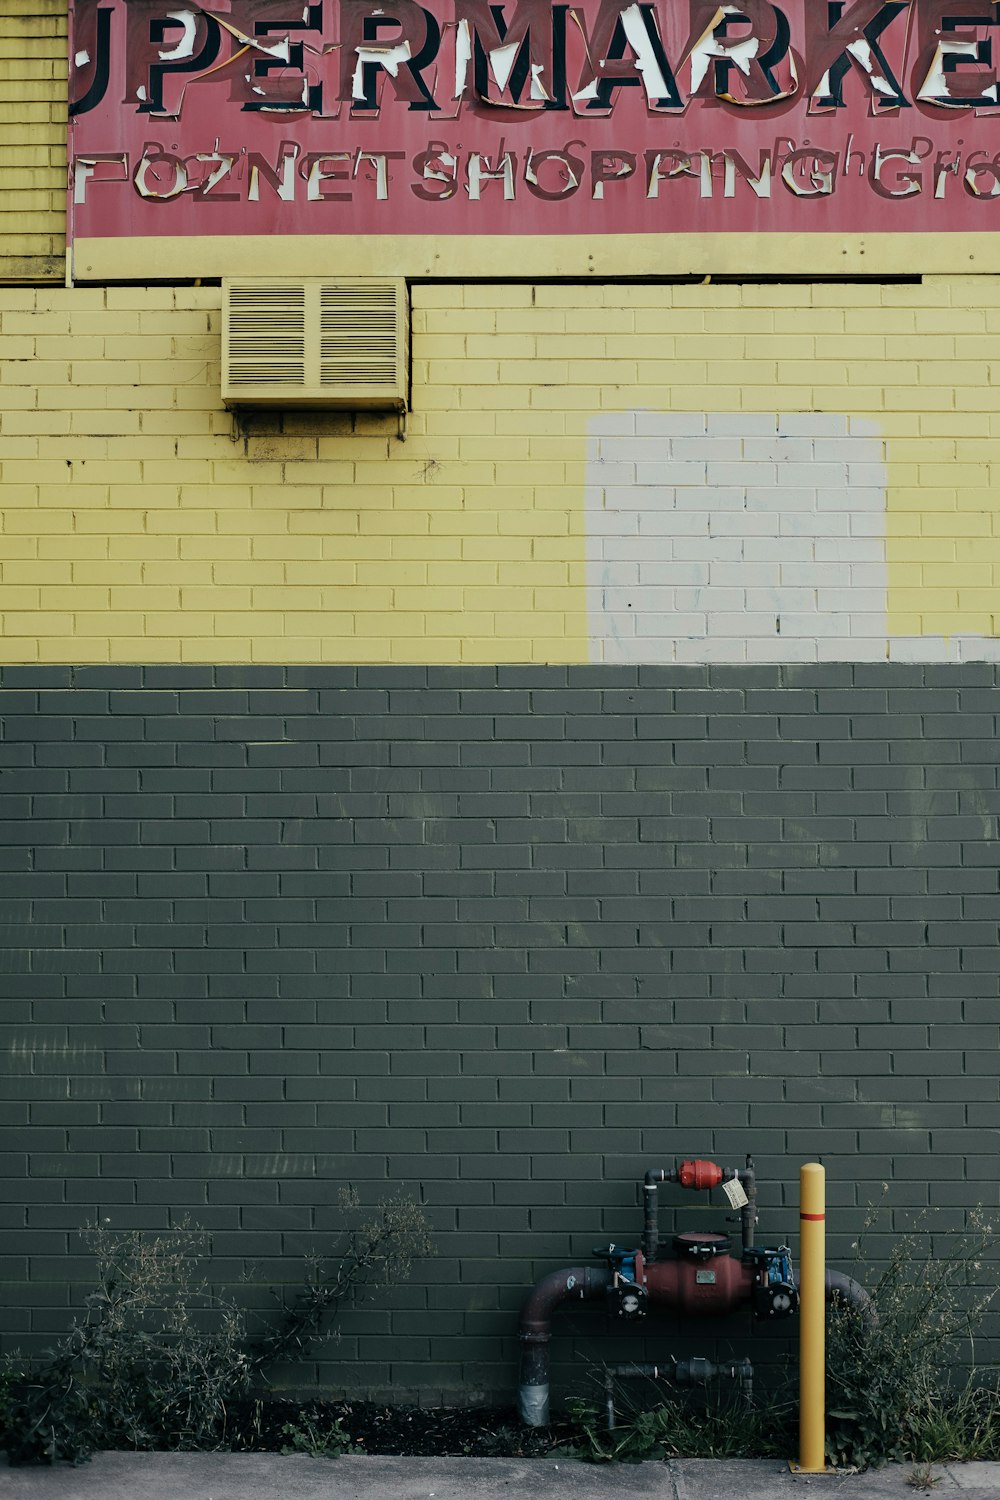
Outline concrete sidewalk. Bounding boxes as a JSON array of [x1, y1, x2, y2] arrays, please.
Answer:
[[3, 1454, 1000, 1500]]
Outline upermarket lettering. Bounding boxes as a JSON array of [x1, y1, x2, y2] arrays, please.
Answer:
[[69, 0, 1000, 121]]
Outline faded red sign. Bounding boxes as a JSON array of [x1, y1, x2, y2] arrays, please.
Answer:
[[68, 0, 1000, 238]]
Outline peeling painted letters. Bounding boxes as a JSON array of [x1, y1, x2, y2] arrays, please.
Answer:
[[68, 0, 1000, 238]]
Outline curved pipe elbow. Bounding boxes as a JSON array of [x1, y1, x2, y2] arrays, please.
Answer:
[[517, 1265, 613, 1427], [518, 1265, 613, 1343], [825, 1268, 876, 1329]]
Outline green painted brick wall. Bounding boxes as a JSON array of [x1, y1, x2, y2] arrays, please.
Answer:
[[1, 662, 998, 1401]]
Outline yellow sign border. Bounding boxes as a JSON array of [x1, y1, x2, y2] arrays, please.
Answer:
[[72, 232, 1000, 281]]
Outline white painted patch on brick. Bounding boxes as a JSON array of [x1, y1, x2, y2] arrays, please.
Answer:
[[890, 636, 1000, 663], [585, 411, 889, 664]]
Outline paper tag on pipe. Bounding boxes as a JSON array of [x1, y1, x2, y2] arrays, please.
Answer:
[[722, 1178, 748, 1209]]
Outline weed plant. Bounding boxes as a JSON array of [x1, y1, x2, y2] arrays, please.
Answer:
[[254, 1187, 433, 1370], [279, 1407, 357, 1457], [7, 1190, 999, 1471], [566, 1385, 793, 1463], [0, 1191, 433, 1466], [825, 1205, 1000, 1469]]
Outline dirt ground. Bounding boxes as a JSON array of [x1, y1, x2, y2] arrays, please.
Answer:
[[235, 1399, 573, 1458]]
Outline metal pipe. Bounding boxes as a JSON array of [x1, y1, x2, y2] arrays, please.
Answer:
[[824, 1268, 875, 1327], [643, 1253, 754, 1315], [602, 1356, 755, 1431], [643, 1168, 667, 1263], [740, 1154, 757, 1253], [518, 1248, 759, 1425], [603, 1368, 617, 1431], [517, 1265, 614, 1426]]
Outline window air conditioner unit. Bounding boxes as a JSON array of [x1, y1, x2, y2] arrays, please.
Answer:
[[222, 277, 409, 410]]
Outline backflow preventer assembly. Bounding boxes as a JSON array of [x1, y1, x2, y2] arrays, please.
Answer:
[[517, 1156, 870, 1427]]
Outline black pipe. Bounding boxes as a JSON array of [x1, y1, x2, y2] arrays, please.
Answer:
[[602, 1357, 755, 1430], [517, 1265, 614, 1426], [603, 1367, 616, 1432], [740, 1154, 757, 1253], [643, 1168, 668, 1263], [824, 1268, 876, 1327]]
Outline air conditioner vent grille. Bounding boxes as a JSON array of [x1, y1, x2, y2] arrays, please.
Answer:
[[222, 278, 408, 408]]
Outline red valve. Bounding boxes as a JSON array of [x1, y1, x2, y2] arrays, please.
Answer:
[[677, 1159, 724, 1190]]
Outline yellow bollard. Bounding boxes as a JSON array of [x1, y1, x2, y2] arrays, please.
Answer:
[[798, 1162, 826, 1473]]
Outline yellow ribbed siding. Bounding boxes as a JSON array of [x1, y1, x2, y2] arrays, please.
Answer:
[[0, 0, 67, 283]]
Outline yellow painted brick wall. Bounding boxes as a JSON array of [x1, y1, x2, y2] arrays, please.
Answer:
[[0, 0, 67, 282], [1, 277, 999, 662], [0, 282, 591, 663]]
